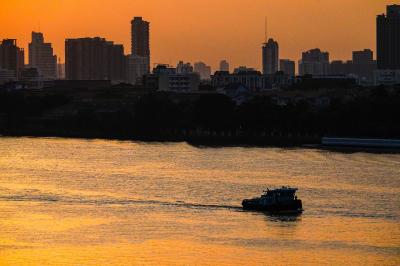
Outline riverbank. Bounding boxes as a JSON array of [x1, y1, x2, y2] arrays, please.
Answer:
[[1, 85, 399, 149]]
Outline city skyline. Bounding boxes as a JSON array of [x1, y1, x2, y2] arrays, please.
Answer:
[[0, 0, 394, 70]]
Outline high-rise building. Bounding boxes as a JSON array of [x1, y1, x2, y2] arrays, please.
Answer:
[[279, 59, 295, 77], [262, 38, 279, 75], [377, 5, 400, 70], [65, 37, 125, 81], [131, 17, 150, 73], [194, 62, 212, 80], [29, 32, 57, 79], [0, 39, 24, 79], [219, 60, 230, 72], [299, 48, 330, 76]]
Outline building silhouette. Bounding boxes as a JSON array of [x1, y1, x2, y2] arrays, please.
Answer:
[[299, 48, 330, 76], [352, 49, 376, 82], [65, 37, 125, 81], [0, 39, 24, 80], [279, 59, 295, 77], [262, 38, 279, 75], [131, 17, 150, 73], [328, 60, 351, 76], [377, 5, 400, 70], [176, 61, 194, 74], [211, 69, 289, 91], [126, 54, 148, 84], [233, 66, 256, 74], [219, 60, 230, 72], [143, 64, 200, 91], [29, 32, 57, 80], [327, 49, 376, 85], [194, 62, 212, 80]]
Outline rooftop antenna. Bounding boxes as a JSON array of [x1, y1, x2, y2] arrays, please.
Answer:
[[264, 16, 268, 43]]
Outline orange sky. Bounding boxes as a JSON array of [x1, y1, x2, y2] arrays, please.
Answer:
[[0, 0, 394, 70]]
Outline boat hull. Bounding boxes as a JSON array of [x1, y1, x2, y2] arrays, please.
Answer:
[[242, 198, 303, 213]]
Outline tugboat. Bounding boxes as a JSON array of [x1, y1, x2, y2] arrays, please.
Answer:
[[242, 186, 303, 213]]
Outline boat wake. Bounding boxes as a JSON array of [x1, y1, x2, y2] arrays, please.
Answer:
[[0, 189, 242, 211]]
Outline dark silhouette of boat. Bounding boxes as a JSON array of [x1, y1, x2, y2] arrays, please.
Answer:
[[242, 186, 303, 213]]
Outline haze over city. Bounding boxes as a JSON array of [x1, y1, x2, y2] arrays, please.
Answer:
[[0, 0, 394, 69]]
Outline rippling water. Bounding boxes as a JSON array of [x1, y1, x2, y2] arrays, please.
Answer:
[[0, 137, 399, 265]]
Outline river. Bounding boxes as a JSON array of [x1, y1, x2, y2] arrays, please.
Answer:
[[0, 137, 399, 265]]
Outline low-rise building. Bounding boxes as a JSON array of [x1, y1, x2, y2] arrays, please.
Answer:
[[373, 70, 400, 86], [280, 59, 295, 77], [194, 62, 212, 80], [144, 64, 200, 92], [177, 61, 194, 74], [0, 68, 16, 85], [126, 54, 149, 84], [211, 70, 290, 91]]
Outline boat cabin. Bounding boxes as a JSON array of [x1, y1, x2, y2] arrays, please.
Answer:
[[261, 186, 298, 201]]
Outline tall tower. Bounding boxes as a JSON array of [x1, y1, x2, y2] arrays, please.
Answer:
[[262, 38, 279, 75], [131, 17, 150, 73], [377, 5, 400, 70]]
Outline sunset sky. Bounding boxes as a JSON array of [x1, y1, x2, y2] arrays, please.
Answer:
[[0, 0, 394, 70]]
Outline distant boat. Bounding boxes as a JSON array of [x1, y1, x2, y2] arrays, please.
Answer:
[[242, 186, 303, 214], [322, 137, 400, 149]]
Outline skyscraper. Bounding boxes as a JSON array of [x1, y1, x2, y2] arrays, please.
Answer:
[[65, 37, 125, 81], [377, 5, 400, 70], [29, 32, 57, 79], [131, 17, 150, 73], [262, 38, 279, 75], [219, 60, 230, 72]]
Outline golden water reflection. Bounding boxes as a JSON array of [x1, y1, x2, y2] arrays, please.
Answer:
[[0, 138, 399, 265]]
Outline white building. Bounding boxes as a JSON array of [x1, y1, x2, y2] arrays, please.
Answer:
[[28, 32, 57, 80]]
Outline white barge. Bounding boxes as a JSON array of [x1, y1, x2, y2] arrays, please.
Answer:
[[322, 137, 400, 149]]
